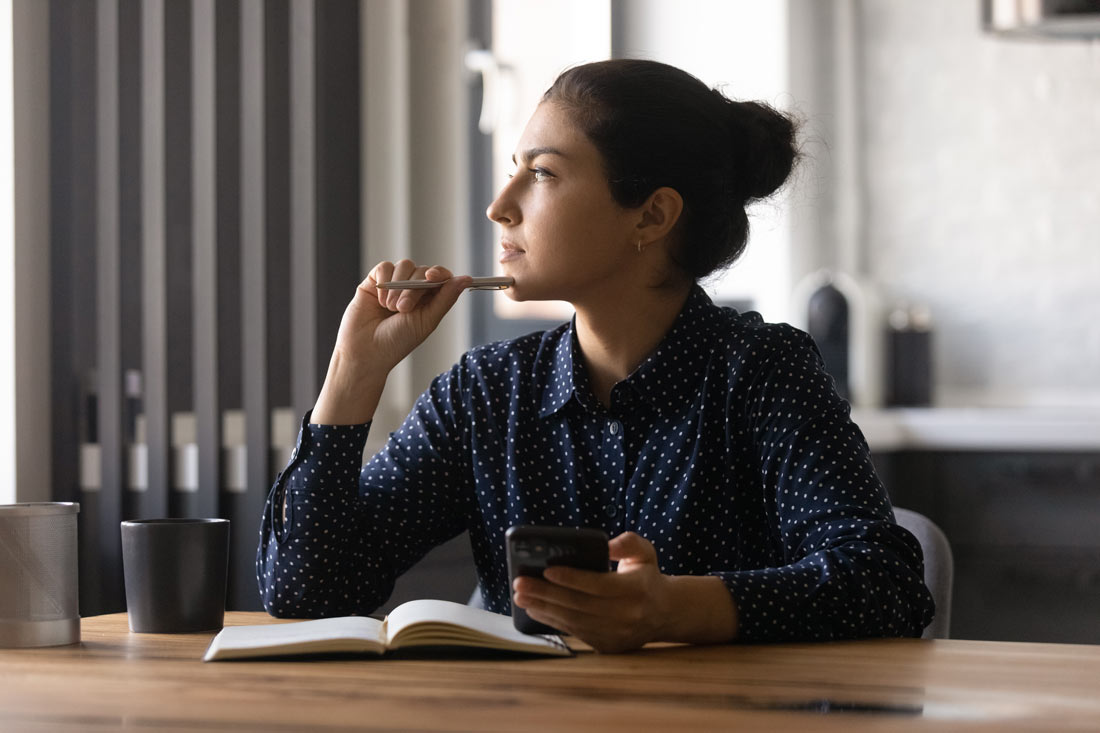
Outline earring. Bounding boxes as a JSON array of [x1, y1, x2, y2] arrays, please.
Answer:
[[636, 240, 644, 254]]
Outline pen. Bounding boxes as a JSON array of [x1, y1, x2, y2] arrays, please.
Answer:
[[376, 276, 514, 291]]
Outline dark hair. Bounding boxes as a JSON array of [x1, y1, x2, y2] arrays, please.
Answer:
[[543, 59, 799, 280]]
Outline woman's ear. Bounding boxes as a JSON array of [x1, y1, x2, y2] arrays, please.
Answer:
[[635, 186, 684, 246]]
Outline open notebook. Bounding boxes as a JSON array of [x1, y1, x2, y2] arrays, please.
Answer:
[[203, 599, 571, 661]]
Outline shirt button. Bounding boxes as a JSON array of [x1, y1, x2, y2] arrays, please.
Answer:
[[609, 421, 621, 435], [605, 504, 619, 518]]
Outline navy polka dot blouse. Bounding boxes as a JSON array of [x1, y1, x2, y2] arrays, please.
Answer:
[[257, 285, 935, 641]]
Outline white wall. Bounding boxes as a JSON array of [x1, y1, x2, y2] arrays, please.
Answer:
[[1, 0, 51, 504], [858, 1, 1100, 406], [0, 0, 13, 504]]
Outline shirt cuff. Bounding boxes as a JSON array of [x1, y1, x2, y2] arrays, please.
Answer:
[[713, 566, 819, 643], [272, 410, 371, 541]]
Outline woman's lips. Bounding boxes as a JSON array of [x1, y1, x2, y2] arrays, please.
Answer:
[[499, 242, 525, 264]]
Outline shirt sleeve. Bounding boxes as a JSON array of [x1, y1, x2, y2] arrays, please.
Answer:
[[255, 362, 474, 618], [715, 326, 935, 642]]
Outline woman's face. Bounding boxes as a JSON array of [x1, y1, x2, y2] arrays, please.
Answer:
[[486, 101, 641, 304]]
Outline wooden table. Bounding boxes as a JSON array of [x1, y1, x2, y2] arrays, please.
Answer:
[[2, 613, 1099, 731]]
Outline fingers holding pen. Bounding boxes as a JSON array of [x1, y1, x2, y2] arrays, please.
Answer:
[[387, 260, 424, 311], [363, 261, 394, 299], [367, 260, 455, 313], [401, 265, 455, 312]]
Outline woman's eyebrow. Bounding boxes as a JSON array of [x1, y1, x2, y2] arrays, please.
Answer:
[[512, 146, 568, 165]]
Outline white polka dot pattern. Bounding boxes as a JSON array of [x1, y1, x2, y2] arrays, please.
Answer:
[[256, 286, 935, 641]]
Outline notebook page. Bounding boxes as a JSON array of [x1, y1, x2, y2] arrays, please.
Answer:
[[385, 599, 565, 651], [204, 616, 384, 660]]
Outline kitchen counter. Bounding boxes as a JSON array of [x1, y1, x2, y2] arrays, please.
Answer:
[[851, 407, 1100, 452]]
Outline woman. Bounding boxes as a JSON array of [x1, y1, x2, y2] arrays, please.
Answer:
[[257, 59, 934, 651]]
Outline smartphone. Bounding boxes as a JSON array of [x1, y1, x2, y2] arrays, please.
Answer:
[[506, 525, 610, 635]]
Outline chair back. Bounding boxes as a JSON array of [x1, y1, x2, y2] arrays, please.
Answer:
[[894, 507, 954, 639]]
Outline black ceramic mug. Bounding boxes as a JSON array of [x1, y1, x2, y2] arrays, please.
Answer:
[[121, 518, 229, 633]]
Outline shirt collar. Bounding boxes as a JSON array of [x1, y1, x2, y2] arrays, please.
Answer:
[[538, 321, 591, 418], [537, 285, 720, 419]]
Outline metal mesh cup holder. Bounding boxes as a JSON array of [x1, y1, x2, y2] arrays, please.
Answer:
[[0, 503, 81, 647]]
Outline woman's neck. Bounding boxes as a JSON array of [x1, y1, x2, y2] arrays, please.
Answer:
[[573, 283, 692, 408]]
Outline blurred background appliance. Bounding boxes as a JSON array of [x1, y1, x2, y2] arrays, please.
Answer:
[[982, 0, 1100, 38], [792, 270, 883, 408]]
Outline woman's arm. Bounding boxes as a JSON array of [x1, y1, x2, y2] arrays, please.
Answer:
[[311, 261, 470, 425], [718, 326, 934, 642], [257, 260, 473, 617], [280, 261, 469, 523], [257, 359, 475, 618]]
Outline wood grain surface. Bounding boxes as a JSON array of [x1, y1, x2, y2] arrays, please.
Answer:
[[1, 612, 1098, 731]]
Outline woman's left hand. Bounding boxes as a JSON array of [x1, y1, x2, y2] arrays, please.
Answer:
[[511, 531, 672, 653]]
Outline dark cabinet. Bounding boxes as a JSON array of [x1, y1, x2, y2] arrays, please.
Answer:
[[878, 451, 1100, 644]]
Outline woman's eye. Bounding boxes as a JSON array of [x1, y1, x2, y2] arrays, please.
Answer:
[[530, 167, 553, 182]]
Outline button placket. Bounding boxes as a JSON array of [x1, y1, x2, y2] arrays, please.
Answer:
[[602, 418, 626, 527]]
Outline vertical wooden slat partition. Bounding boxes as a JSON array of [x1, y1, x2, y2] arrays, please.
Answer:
[[95, 0, 125, 610], [52, 0, 361, 615], [314, 0, 361, 388], [236, 0, 269, 612], [290, 0, 317, 419], [192, 0, 220, 522], [141, 0, 169, 520]]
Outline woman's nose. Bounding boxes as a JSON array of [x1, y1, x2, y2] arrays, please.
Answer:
[[486, 183, 518, 225]]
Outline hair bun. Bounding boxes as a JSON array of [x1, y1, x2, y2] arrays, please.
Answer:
[[724, 99, 798, 202]]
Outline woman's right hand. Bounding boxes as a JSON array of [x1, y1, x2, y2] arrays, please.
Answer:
[[311, 260, 471, 425]]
